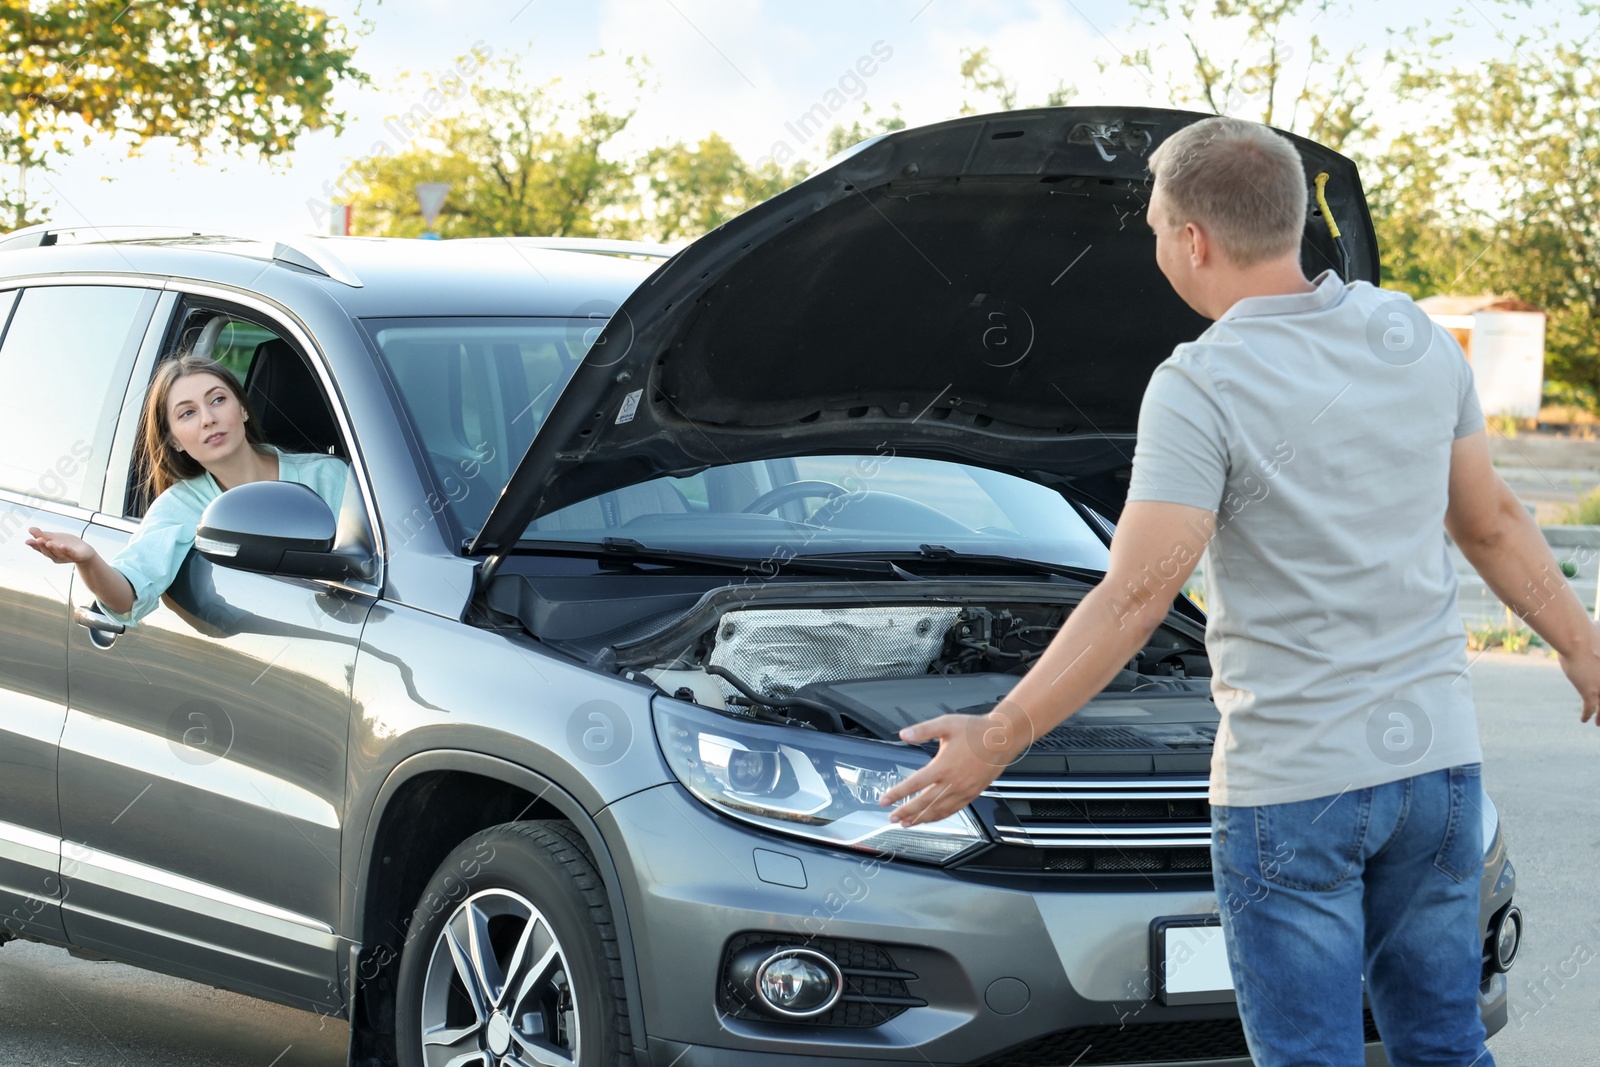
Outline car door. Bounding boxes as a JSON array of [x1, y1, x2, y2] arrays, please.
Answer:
[[0, 283, 160, 945], [57, 299, 377, 1011]]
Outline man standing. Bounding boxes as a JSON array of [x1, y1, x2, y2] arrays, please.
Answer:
[[882, 115, 1600, 1065]]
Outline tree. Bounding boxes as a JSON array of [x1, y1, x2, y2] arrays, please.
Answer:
[[0, 0, 365, 228], [634, 133, 796, 242], [1121, 0, 1374, 153], [338, 53, 644, 239], [957, 47, 1072, 115], [822, 103, 909, 158], [1387, 14, 1600, 402], [959, 46, 1019, 114]]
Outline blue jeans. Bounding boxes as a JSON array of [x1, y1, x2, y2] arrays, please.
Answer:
[[1210, 765, 1492, 1067]]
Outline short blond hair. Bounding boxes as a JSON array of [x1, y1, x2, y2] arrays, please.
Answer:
[[1147, 116, 1307, 267]]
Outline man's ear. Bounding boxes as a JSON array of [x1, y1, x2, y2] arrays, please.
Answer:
[[1185, 221, 1209, 268]]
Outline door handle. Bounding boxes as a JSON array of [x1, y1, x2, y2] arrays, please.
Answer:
[[73, 605, 126, 635]]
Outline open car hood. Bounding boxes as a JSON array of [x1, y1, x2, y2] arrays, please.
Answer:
[[471, 106, 1378, 556]]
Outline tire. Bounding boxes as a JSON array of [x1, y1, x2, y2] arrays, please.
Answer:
[[395, 821, 631, 1067]]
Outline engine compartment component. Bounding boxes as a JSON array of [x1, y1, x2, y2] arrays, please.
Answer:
[[706, 606, 962, 703], [631, 598, 1213, 745]]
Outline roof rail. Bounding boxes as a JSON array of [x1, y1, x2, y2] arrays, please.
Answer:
[[272, 239, 363, 288], [494, 237, 682, 260], [0, 222, 206, 252]]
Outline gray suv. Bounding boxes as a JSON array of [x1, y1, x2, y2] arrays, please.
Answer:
[[0, 107, 1519, 1067]]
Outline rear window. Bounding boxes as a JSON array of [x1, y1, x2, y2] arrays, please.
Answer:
[[0, 285, 156, 505]]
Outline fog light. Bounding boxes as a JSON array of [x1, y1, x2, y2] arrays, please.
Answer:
[[728, 945, 843, 1019], [1493, 906, 1522, 973]]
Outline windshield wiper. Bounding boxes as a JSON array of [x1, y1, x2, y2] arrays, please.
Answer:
[[794, 544, 1105, 585], [504, 537, 911, 578]]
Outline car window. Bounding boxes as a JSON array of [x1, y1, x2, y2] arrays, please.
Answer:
[[0, 285, 157, 506], [122, 306, 349, 518], [364, 317, 592, 538], [791, 455, 1013, 531], [208, 320, 278, 382], [362, 316, 1108, 570], [529, 455, 1113, 572]]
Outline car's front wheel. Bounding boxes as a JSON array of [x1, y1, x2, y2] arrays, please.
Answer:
[[395, 821, 631, 1067]]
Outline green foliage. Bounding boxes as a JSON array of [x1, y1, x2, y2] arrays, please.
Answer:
[[1560, 485, 1600, 525], [340, 52, 857, 243], [1122, 0, 1374, 152], [341, 53, 643, 239], [0, 0, 366, 227], [636, 133, 798, 242], [957, 47, 1071, 116], [822, 104, 908, 158], [1381, 11, 1600, 402], [1485, 413, 1520, 438], [959, 47, 1018, 114], [1466, 605, 1537, 654]]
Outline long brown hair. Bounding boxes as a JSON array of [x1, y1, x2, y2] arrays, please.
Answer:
[[138, 354, 270, 501]]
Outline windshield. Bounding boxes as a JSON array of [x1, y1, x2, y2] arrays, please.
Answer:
[[527, 454, 1111, 570], [365, 316, 593, 537], [366, 317, 1110, 571]]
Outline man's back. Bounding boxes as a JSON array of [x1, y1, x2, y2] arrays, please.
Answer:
[[1128, 271, 1485, 805]]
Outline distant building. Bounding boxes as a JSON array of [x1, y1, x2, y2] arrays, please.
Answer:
[[1417, 294, 1547, 419]]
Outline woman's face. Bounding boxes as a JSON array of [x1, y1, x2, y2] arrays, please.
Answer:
[[166, 372, 249, 465]]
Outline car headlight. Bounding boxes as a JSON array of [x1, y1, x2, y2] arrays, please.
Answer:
[[653, 700, 987, 864]]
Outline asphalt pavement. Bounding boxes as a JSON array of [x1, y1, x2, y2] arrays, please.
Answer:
[[0, 937, 347, 1066]]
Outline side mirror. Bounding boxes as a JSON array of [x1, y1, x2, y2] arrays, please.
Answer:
[[196, 481, 372, 581]]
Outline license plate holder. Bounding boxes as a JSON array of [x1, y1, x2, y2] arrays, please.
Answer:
[[1150, 915, 1235, 1005]]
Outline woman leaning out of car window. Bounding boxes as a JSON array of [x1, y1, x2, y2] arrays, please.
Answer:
[[25, 353, 349, 625]]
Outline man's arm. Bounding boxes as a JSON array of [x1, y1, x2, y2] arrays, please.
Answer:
[[883, 501, 1215, 826], [1444, 429, 1600, 722]]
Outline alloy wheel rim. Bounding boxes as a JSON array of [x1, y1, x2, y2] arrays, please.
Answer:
[[418, 887, 581, 1067]]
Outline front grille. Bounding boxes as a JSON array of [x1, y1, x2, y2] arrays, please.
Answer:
[[1042, 847, 1215, 874], [981, 1009, 1382, 1065], [717, 933, 924, 1028], [972, 776, 1213, 876]]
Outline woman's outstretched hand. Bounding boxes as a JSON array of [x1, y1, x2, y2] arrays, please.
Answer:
[[26, 526, 135, 615], [26, 527, 96, 565]]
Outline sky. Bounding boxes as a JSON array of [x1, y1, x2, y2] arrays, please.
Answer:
[[21, 0, 1584, 239]]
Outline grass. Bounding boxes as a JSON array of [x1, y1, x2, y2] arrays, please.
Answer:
[[1466, 605, 1542, 654], [1559, 485, 1600, 525], [1486, 413, 1521, 438]]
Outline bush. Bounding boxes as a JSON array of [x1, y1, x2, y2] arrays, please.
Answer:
[[1559, 486, 1600, 525], [1465, 606, 1540, 653]]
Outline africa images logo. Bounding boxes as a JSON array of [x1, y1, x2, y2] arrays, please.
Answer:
[[1365, 698, 1433, 767]]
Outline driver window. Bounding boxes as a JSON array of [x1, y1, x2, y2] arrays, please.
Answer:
[[123, 308, 354, 526]]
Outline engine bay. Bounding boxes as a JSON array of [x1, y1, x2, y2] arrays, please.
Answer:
[[489, 577, 1217, 754]]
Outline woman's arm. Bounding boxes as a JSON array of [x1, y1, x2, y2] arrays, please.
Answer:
[[25, 528, 137, 615]]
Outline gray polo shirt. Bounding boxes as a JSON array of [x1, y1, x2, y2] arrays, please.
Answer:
[[1126, 269, 1485, 807]]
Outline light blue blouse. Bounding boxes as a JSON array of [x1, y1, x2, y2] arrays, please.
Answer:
[[107, 448, 351, 625]]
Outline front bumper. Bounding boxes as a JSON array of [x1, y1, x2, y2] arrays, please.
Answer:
[[600, 784, 1513, 1066]]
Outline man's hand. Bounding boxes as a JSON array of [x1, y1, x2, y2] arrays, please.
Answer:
[[1557, 618, 1600, 725], [880, 707, 1033, 826], [25, 527, 95, 565], [880, 500, 1216, 827]]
